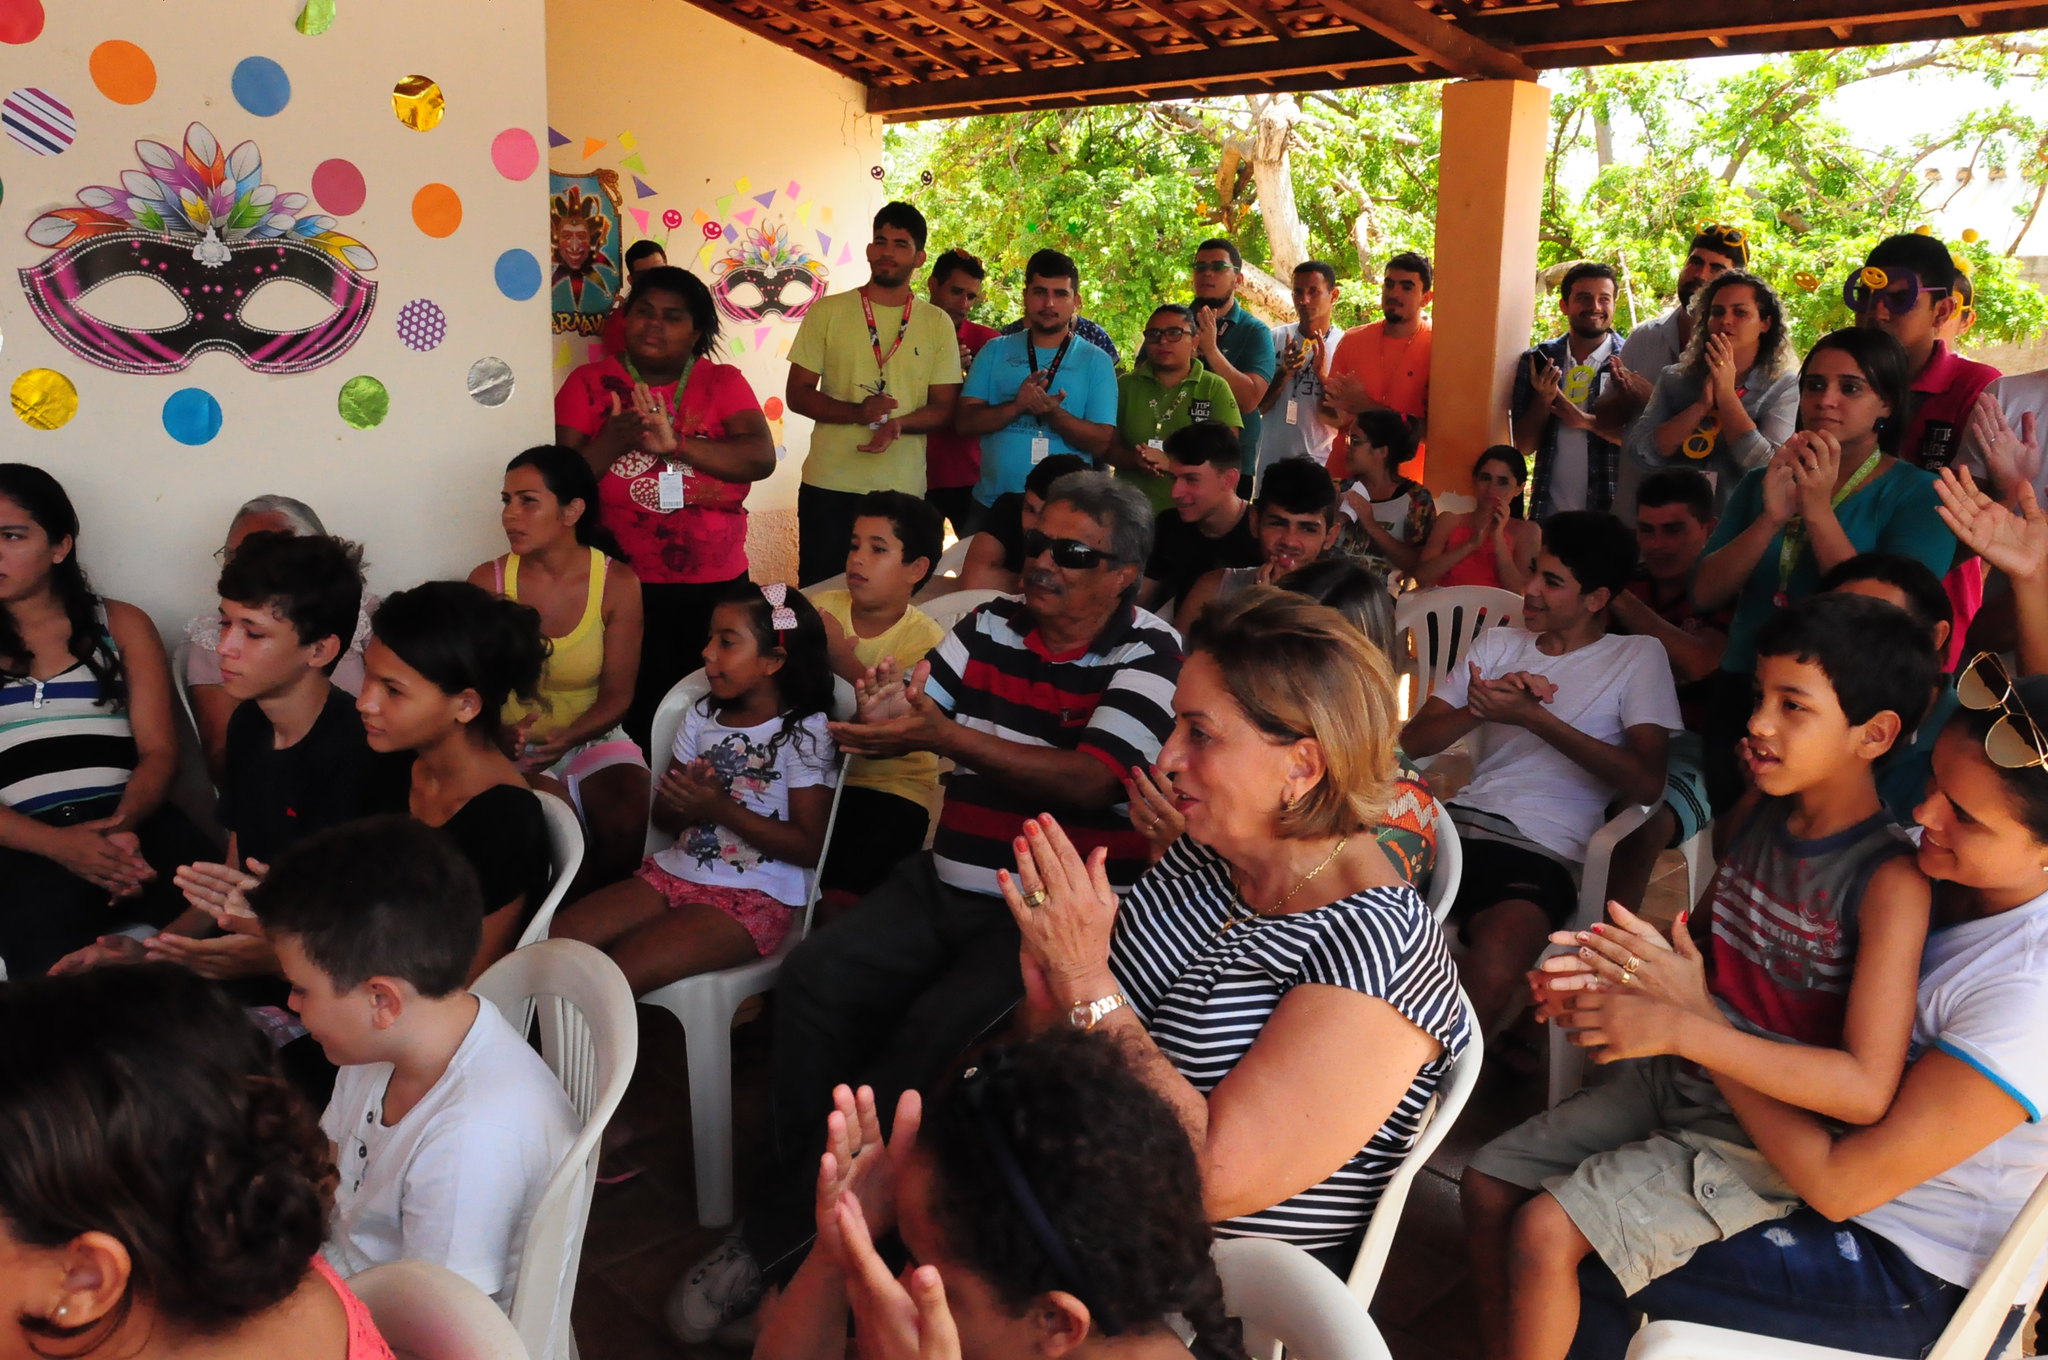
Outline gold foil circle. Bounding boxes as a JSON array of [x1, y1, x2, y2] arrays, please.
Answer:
[[467, 356, 514, 407], [392, 75, 445, 132], [12, 368, 78, 430]]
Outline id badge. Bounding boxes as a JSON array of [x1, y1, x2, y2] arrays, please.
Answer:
[[1030, 434, 1051, 465], [657, 466, 686, 511], [1286, 399, 1300, 426]]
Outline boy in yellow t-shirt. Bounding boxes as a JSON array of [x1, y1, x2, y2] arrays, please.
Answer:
[[812, 491, 947, 899]]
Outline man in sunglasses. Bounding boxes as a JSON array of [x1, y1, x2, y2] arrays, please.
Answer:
[[674, 472, 1181, 1331], [1189, 239, 1278, 479]]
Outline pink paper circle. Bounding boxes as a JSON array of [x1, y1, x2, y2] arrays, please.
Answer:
[[311, 158, 365, 215], [490, 127, 538, 181]]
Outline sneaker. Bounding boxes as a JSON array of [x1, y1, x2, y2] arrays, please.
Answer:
[[667, 1231, 765, 1344]]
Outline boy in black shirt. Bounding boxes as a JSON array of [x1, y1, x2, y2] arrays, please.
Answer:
[[1139, 420, 1262, 613]]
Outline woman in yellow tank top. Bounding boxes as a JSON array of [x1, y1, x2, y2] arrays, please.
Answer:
[[469, 445, 649, 887]]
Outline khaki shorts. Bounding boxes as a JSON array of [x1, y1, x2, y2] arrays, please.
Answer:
[[1469, 1055, 1799, 1295]]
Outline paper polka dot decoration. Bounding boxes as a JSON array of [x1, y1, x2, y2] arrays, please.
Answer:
[[162, 387, 223, 445], [491, 128, 538, 181], [12, 368, 77, 430], [311, 158, 365, 215], [3, 87, 74, 154], [0, 0, 43, 44], [231, 56, 291, 117], [392, 75, 444, 132], [396, 299, 447, 351], [411, 183, 461, 237], [90, 41, 156, 104], [494, 249, 541, 301], [337, 375, 388, 429]]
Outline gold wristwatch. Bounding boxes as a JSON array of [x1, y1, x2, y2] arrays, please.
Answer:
[[1067, 991, 1128, 1031]]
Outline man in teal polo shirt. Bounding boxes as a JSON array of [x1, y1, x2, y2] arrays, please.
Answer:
[[1190, 238, 1278, 479]]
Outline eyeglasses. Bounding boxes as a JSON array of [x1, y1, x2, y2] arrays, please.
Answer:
[[1191, 260, 1236, 275], [212, 545, 234, 563], [1957, 652, 2048, 771], [1142, 326, 1192, 343], [1843, 266, 1949, 317], [1021, 530, 1116, 570], [1699, 223, 1748, 246]]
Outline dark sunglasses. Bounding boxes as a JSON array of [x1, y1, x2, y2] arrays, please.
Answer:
[[1191, 260, 1236, 274], [1021, 530, 1117, 570], [1143, 326, 1192, 343], [1957, 652, 2048, 771], [1843, 266, 1949, 316]]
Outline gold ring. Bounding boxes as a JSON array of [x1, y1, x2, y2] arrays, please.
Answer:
[[1022, 889, 1049, 910], [1620, 969, 1638, 987], [1625, 955, 1644, 973]]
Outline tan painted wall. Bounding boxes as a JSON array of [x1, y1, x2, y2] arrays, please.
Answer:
[[545, 0, 887, 584]]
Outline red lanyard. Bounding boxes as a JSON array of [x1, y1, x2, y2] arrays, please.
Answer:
[[860, 288, 913, 395]]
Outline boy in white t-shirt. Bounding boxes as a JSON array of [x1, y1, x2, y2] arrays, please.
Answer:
[[1402, 510, 1682, 1033], [253, 816, 578, 1309]]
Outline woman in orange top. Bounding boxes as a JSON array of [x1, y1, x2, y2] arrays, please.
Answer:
[[1413, 446, 1540, 592]]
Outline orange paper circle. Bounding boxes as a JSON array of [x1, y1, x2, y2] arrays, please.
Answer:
[[410, 182, 461, 237], [90, 40, 156, 104]]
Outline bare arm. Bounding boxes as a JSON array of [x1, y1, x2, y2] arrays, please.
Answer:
[[1654, 395, 1714, 458], [893, 383, 960, 436], [557, 565, 643, 746], [1410, 512, 1478, 588], [821, 611, 865, 684], [955, 394, 1027, 437], [1176, 569, 1225, 634], [1399, 694, 1480, 760], [1496, 521, 1540, 593], [190, 682, 237, 786], [785, 363, 868, 427], [1524, 716, 1667, 807], [106, 602, 179, 829], [706, 781, 834, 868], [1042, 404, 1115, 458], [955, 532, 1018, 594], [1608, 590, 1727, 684], [678, 407, 776, 483]]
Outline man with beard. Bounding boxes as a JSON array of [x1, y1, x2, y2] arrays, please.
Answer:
[[1258, 260, 1347, 479], [1327, 252, 1435, 471], [1188, 239, 1278, 478], [958, 248, 1118, 512], [788, 201, 963, 584], [921, 248, 999, 538], [1512, 262, 1627, 519], [667, 472, 1180, 1340]]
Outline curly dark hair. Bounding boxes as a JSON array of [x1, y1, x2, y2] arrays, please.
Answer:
[[0, 464, 124, 707], [0, 966, 332, 1351], [921, 1030, 1248, 1360]]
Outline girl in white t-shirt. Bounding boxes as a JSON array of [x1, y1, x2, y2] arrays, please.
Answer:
[[553, 583, 837, 994], [1544, 665, 2048, 1359]]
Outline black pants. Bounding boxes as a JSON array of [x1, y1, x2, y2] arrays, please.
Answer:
[[742, 852, 1022, 1277], [0, 801, 219, 979], [924, 486, 985, 541], [797, 484, 866, 587], [628, 574, 749, 753], [820, 787, 932, 897]]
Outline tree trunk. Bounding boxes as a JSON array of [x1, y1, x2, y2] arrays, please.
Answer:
[[1248, 95, 1308, 279]]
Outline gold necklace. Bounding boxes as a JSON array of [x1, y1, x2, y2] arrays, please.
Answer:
[[1215, 836, 1350, 937]]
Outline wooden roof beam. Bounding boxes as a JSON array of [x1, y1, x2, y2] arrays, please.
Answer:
[[1209, 0, 1295, 42], [1118, 0, 1218, 45], [801, 0, 979, 71], [673, 0, 885, 71], [1484, 0, 2042, 51], [703, 0, 930, 75], [1026, 0, 1154, 55], [958, 0, 1097, 60], [878, 0, 1036, 67], [1314, 0, 1535, 79]]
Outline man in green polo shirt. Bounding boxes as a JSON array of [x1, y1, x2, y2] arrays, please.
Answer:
[[1109, 303, 1242, 513], [1190, 238, 1277, 478]]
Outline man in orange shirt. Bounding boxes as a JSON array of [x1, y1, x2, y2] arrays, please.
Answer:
[[1325, 251, 1434, 477]]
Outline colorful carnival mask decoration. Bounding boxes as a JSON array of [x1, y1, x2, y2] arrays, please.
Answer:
[[19, 122, 378, 376], [710, 220, 828, 323]]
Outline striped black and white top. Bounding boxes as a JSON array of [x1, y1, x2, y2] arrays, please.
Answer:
[[1110, 836, 1471, 1250], [0, 638, 135, 822]]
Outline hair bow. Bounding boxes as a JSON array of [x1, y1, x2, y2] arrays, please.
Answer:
[[762, 582, 798, 643]]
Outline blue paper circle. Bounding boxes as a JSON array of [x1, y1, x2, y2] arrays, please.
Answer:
[[162, 388, 222, 445], [230, 56, 290, 117], [493, 248, 541, 301]]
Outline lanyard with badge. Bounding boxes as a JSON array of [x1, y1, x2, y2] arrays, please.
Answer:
[[624, 351, 697, 511], [1027, 333, 1076, 464], [1773, 448, 1882, 606], [861, 288, 913, 424]]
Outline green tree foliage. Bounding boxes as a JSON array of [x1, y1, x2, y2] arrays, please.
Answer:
[[886, 38, 2048, 356]]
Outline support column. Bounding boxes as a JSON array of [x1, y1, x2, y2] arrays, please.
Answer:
[[1425, 78, 1550, 496]]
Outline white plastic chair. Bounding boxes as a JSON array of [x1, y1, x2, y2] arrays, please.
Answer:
[[1346, 988, 1483, 1309], [1422, 800, 1462, 926], [919, 586, 1007, 634], [471, 940, 638, 1360], [348, 1260, 531, 1360], [1393, 585, 1524, 708], [1215, 1238, 1396, 1360], [933, 534, 972, 581], [517, 791, 584, 950], [634, 671, 858, 1227], [1625, 1171, 2048, 1360]]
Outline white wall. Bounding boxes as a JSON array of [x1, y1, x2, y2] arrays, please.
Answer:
[[545, 0, 885, 583], [0, 0, 551, 631]]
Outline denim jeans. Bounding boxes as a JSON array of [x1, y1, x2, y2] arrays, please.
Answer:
[[1568, 1209, 2018, 1360]]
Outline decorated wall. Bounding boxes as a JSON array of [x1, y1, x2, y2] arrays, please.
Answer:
[[544, 0, 885, 584], [0, 0, 551, 629]]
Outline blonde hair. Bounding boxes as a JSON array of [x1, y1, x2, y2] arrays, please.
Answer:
[[1186, 586, 1400, 838]]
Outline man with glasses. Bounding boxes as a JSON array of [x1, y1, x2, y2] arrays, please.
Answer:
[[1328, 251, 1434, 471], [1189, 238, 1278, 478], [959, 248, 1118, 512], [670, 472, 1180, 1337], [1258, 260, 1346, 480], [1110, 303, 1242, 512]]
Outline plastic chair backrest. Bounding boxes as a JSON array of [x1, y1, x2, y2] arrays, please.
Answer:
[[470, 941, 638, 1360], [1422, 800, 1461, 926], [1393, 586, 1523, 708], [518, 791, 584, 950], [934, 535, 972, 580], [1215, 1238, 1395, 1360], [645, 672, 711, 855], [348, 1260, 531, 1360], [1346, 988, 1482, 1306], [920, 587, 1007, 635], [171, 639, 203, 747]]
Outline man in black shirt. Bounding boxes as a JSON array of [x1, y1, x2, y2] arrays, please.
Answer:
[[1139, 420, 1261, 613]]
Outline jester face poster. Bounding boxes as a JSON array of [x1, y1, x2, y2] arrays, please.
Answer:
[[550, 169, 622, 336]]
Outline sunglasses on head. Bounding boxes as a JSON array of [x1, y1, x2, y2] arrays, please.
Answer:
[[1021, 530, 1117, 570], [1957, 652, 2048, 771], [1843, 265, 1950, 316], [1191, 260, 1236, 274], [1143, 326, 1192, 343]]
